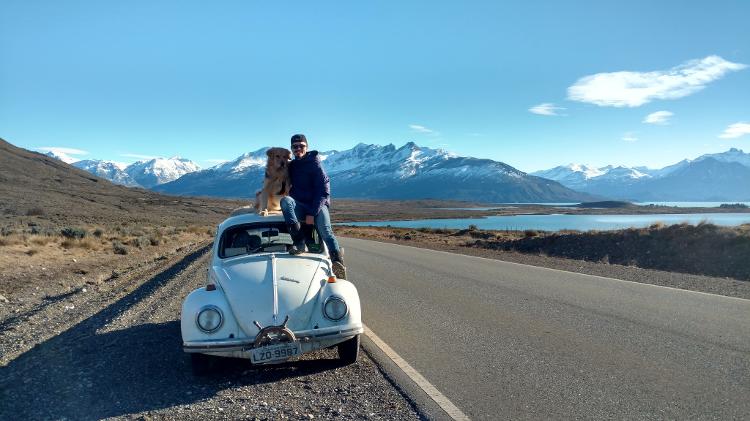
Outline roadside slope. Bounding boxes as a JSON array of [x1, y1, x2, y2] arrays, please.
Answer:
[[0, 245, 420, 420]]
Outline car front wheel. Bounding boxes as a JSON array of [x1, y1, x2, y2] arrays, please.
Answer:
[[337, 334, 360, 365]]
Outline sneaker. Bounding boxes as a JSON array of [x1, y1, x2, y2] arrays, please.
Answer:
[[287, 222, 307, 255], [332, 261, 347, 279], [330, 249, 347, 279]]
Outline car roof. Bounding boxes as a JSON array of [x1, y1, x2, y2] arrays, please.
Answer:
[[217, 208, 286, 233]]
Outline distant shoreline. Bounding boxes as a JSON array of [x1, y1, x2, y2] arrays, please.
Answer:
[[331, 199, 750, 223]]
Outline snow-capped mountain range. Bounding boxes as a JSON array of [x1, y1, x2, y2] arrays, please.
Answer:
[[46, 144, 750, 202], [123, 157, 200, 188], [73, 159, 140, 187], [152, 142, 595, 202], [532, 148, 750, 201], [44, 152, 201, 189]]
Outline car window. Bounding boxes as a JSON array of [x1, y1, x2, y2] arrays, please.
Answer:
[[219, 222, 324, 258]]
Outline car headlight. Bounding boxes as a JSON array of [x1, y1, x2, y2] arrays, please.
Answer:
[[323, 296, 348, 321], [196, 306, 223, 333]]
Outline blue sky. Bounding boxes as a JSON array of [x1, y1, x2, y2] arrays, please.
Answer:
[[1, 0, 748, 172]]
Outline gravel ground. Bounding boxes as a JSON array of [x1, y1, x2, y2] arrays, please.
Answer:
[[0, 244, 421, 420]]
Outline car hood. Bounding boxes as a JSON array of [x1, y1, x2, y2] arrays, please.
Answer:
[[214, 254, 325, 336]]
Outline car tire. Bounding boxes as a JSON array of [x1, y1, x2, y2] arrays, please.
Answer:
[[337, 334, 360, 365], [190, 353, 215, 376]]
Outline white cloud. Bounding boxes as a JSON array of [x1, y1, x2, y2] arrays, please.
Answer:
[[529, 103, 565, 116], [567, 55, 747, 107], [409, 124, 438, 135], [36, 146, 88, 163], [719, 122, 750, 139], [37, 146, 88, 155], [643, 110, 674, 125], [622, 132, 638, 142], [120, 153, 158, 161]]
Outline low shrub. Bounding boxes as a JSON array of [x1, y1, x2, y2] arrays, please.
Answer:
[[60, 227, 87, 239], [524, 229, 539, 238], [128, 236, 150, 248], [469, 230, 494, 239], [93, 228, 105, 238], [25, 248, 39, 256], [112, 241, 128, 255], [30, 226, 56, 236], [148, 235, 162, 246]]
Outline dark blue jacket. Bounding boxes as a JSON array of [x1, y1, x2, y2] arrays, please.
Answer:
[[289, 151, 331, 216]]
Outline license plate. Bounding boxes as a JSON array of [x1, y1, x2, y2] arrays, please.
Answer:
[[251, 342, 300, 364]]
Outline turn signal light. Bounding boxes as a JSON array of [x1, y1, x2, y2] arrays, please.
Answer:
[[327, 276, 336, 283], [206, 284, 216, 291]]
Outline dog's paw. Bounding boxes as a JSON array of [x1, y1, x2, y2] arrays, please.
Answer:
[[260, 209, 269, 217]]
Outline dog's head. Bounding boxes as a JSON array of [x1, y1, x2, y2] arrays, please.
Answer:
[[266, 147, 291, 171]]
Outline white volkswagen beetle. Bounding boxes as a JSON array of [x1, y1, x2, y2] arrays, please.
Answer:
[[181, 210, 362, 374]]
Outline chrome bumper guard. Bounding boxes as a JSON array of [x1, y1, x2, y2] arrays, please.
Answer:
[[183, 325, 363, 353]]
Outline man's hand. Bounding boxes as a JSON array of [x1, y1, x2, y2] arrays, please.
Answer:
[[305, 215, 315, 225]]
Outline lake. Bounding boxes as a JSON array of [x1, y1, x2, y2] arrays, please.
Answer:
[[438, 202, 750, 210], [342, 213, 750, 232]]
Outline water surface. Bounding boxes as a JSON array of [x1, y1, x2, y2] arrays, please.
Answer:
[[343, 213, 750, 232]]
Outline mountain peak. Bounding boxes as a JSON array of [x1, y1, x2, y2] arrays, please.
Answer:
[[152, 141, 593, 202], [123, 156, 201, 187]]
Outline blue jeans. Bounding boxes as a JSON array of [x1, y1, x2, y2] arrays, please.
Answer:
[[280, 196, 341, 254]]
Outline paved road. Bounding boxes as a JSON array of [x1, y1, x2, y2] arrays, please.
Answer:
[[342, 237, 750, 420]]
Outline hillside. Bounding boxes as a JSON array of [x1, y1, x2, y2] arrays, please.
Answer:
[[0, 138, 242, 227]]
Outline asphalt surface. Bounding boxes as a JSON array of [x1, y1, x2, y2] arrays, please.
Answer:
[[341, 237, 750, 420]]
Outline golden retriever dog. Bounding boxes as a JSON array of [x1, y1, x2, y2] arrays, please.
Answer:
[[255, 147, 291, 215]]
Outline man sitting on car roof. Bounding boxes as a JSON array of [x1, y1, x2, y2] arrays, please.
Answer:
[[280, 133, 347, 279]]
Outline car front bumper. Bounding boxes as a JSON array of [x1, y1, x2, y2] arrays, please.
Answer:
[[182, 324, 363, 357]]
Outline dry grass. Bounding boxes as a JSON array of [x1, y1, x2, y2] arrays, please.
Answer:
[[0, 234, 26, 246], [61, 237, 98, 250], [186, 225, 210, 235], [0, 222, 213, 257], [29, 236, 54, 246], [468, 222, 750, 280]]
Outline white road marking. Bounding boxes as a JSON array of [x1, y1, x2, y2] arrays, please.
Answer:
[[363, 324, 470, 421], [344, 237, 750, 302]]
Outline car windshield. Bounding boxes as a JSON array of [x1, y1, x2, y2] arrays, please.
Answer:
[[219, 222, 324, 258]]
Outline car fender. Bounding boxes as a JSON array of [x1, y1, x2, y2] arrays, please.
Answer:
[[307, 279, 362, 330], [181, 287, 240, 343]]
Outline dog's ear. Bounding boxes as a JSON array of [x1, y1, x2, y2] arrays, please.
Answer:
[[284, 150, 291, 160], [266, 149, 273, 157]]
